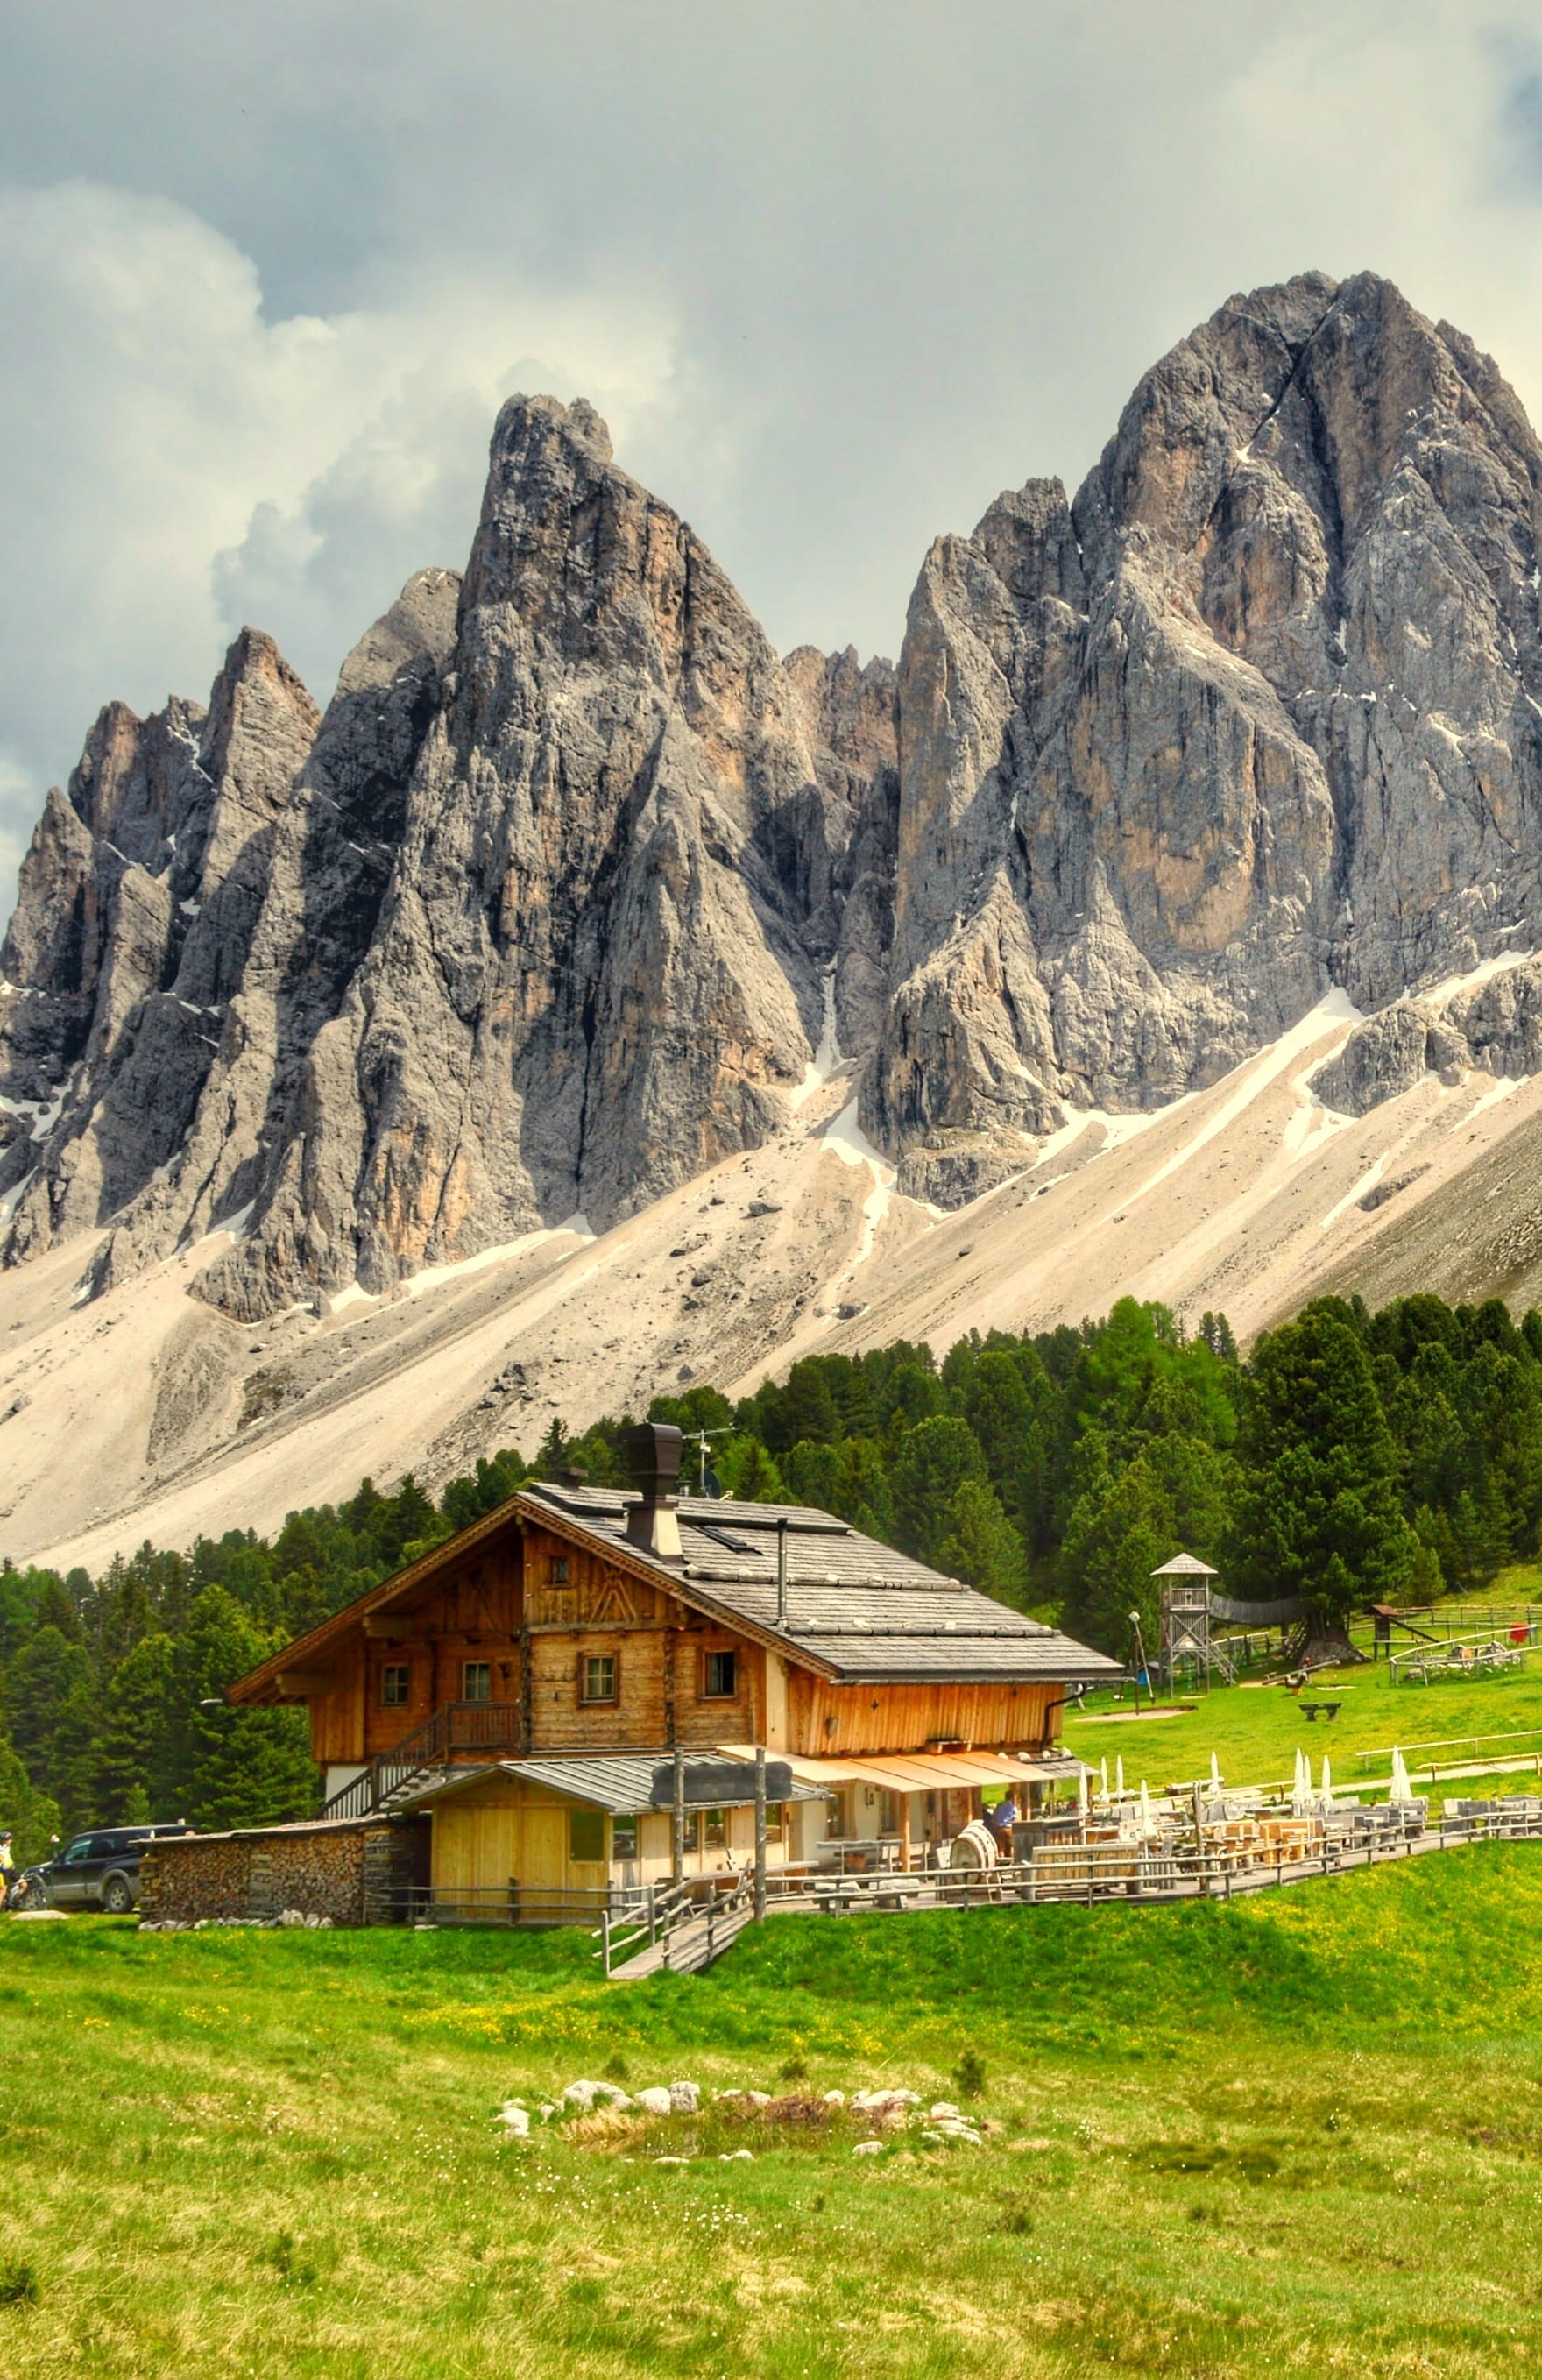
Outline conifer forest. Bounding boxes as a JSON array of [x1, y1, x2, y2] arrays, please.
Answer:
[[4, 1291, 1539, 1857]]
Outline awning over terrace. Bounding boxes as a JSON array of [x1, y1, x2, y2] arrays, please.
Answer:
[[714, 1746, 1090, 1794]]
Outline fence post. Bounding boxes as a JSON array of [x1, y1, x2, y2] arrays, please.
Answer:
[[753, 1746, 767, 1926], [600, 1909, 611, 1979], [673, 1746, 686, 1886]]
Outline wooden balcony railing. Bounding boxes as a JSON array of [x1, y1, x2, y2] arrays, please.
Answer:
[[319, 1703, 522, 1819]]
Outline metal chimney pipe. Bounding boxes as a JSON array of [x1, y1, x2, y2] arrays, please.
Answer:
[[776, 1516, 789, 1630]]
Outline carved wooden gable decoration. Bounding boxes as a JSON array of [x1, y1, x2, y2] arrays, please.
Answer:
[[527, 1541, 655, 1631]]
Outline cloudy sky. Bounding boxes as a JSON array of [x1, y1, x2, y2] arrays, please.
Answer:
[[4, 1, 1542, 891]]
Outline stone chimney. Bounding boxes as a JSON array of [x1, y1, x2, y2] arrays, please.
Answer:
[[620, 1421, 684, 1559]]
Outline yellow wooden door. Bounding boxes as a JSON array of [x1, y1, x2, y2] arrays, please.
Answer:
[[517, 1805, 566, 1891]]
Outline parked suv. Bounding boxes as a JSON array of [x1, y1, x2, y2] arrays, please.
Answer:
[[39, 1823, 192, 1914]]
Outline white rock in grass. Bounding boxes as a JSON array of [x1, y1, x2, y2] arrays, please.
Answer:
[[497, 2106, 530, 2136], [852, 2139, 884, 2157], [635, 2086, 673, 2116], [668, 2080, 702, 2113], [929, 2101, 960, 2121], [562, 2079, 605, 2107], [936, 2121, 982, 2144], [822, 2090, 845, 2107], [746, 2091, 770, 2107], [718, 2150, 754, 2162], [654, 2155, 692, 2165]]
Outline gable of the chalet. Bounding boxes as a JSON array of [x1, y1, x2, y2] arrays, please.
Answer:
[[227, 1477, 1120, 1778]]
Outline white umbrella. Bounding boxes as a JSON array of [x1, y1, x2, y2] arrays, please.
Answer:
[[1319, 1753, 1333, 1814], [1291, 1749, 1311, 1817], [1116, 1755, 1126, 1799], [1390, 1747, 1412, 1807], [1139, 1780, 1153, 1832], [1209, 1752, 1223, 1796]]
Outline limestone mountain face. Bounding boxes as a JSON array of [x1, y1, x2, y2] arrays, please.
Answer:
[[1, 401, 897, 1314], [5, 267, 1542, 1334], [868, 269, 1542, 1172]]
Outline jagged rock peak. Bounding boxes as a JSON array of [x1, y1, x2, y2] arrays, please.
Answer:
[[0, 396, 899, 1317], [7, 266, 1542, 1314], [866, 267, 1542, 1181]]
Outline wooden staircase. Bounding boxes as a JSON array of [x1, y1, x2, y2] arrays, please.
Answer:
[[319, 1704, 521, 1819]]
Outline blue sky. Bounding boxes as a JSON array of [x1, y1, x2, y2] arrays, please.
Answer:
[[3, 1, 1542, 888]]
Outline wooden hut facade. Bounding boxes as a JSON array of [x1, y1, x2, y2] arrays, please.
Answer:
[[225, 1427, 1121, 1915]]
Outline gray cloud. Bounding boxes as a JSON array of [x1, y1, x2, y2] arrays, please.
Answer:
[[3, 0, 1541, 896]]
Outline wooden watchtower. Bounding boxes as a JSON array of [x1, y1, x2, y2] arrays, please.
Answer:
[[1152, 1551, 1234, 1690]]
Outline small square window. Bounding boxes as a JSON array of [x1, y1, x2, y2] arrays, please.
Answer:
[[679, 1811, 700, 1853], [580, 1654, 617, 1704], [569, 1807, 605, 1863], [548, 1555, 569, 1583], [462, 1661, 492, 1705], [704, 1809, 726, 1851], [612, 1814, 638, 1860], [703, 1648, 738, 1700], [381, 1663, 410, 1709]]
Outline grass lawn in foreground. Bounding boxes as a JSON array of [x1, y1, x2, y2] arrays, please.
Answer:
[[4, 1848, 1542, 2376]]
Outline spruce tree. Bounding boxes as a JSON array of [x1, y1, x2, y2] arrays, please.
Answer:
[[92, 1632, 176, 1822], [1227, 1307, 1418, 1624], [890, 1417, 988, 1567]]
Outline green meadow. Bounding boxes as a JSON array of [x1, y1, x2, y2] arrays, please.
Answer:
[[1065, 1580, 1542, 1800], [5, 1848, 1542, 2377]]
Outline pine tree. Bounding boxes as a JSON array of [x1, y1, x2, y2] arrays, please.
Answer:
[[1227, 1307, 1418, 1624], [537, 1417, 570, 1477], [933, 1480, 1028, 1605], [728, 1439, 785, 1505], [890, 1417, 988, 1567], [0, 1734, 61, 1865], [169, 1588, 315, 1829], [4, 1626, 92, 1781], [91, 1632, 176, 1822]]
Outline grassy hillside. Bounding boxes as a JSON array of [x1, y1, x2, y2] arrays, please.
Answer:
[[5, 1852, 1542, 2376]]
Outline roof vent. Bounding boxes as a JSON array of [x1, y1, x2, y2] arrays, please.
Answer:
[[620, 1421, 684, 1559]]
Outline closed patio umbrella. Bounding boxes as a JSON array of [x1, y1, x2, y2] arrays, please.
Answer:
[[1291, 1750, 1311, 1817]]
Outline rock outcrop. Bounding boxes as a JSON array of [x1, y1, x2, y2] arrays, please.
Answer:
[[6, 266, 1542, 1315], [868, 270, 1542, 1171], [1, 403, 896, 1311]]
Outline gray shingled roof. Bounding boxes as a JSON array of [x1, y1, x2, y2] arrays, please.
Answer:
[[405, 1756, 825, 1816], [520, 1483, 1122, 1687]]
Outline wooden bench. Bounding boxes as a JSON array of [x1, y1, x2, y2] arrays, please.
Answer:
[[1301, 1701, 1342, 1722]]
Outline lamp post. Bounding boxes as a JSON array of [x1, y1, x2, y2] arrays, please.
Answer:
[[1128, 1612, 1150, 1713]]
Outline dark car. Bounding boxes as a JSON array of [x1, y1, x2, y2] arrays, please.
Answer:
[[40, 1823, 192, 1914]]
